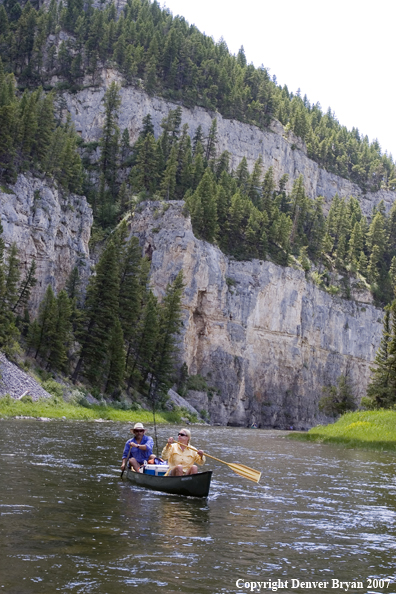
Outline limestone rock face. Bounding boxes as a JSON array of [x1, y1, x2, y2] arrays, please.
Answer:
[[0, 174, 93, 312], [129, 201, 383, 429], [66, 76, 396, 216]]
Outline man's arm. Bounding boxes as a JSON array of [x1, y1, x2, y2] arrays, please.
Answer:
[[121, 440, 133, 459], [142, 436, 154, 457]]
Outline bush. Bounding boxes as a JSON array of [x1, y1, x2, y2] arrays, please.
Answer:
[[360, 396, 378, 410], [0, 394, 13, 406], [20, 394, 33, 404], [319, 375, 356, 417], [41, 379, 64, 399], [186, 374, 209, 392]]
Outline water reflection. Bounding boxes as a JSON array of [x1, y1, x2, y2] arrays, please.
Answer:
[[1, 421, 396, 593]]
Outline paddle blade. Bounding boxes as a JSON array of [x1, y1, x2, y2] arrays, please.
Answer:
[[227, 462, 261, 483]]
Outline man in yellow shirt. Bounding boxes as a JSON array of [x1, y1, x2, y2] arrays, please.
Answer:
[[161, 428, 205, 475]]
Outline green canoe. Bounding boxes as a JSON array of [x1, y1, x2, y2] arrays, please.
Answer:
[[126, 469, 212, 498]]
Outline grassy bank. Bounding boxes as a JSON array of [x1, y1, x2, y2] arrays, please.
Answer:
[[291, 410, 396, 452], [0, 394, 180, 423]]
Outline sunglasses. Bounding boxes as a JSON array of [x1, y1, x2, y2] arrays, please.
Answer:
[[134, 429, 145, 433], [178, 433, 187, 437]]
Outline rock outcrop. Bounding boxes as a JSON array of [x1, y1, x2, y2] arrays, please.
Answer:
[[128, 201, 383, 429], [65, 74, 396, 217], [0, 174, 93, 311], [0, 353, 52, 400]]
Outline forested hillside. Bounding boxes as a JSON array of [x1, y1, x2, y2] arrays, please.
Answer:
[[0, 0, 395, 192]]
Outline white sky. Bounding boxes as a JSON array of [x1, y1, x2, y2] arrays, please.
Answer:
[[162, 0, 396, 159]]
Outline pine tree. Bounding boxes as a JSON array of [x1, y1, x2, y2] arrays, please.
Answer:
[[366, 305, 394, 408], [178, 132, 193, 197], [367, 212, 387, 258], [144, 56, 157, 96], [127, 289, 159, 389], [205, 118, 218, 163], [367, 245, 381, 285], [192, 125, 204, 155], [12, 259, 36, 314], [120, 127, 131, 164], [247, 155, 263, 207], [105, 318, 125, 394], [0, 225, 19, 350], [289, 175, 308, 247], [4, 243, 20, 311], [192, 141, 205, 189], [390, 257, 396, 296], [118, 234, 146, 349], [160, 144, 177, 199], [99, 81, 121, 202], [149, 271, 184, 404], [73, 241, 120, 387], [187, 168, 217, 242], [47, 289, 72, 371], [235, 157, 249, 194], [30, 284, 57, 360], [131, 132, 158, 194], [348, 221, 364, 267], [260, 166, 275, 216]]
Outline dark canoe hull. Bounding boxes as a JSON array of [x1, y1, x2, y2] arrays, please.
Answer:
[[126, 469, 212, 498]]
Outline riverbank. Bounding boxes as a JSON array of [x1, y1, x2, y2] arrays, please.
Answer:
[[291, 410, 396, 452], [0, 394, 180, 423]]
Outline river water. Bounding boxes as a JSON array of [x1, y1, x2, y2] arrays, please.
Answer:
[[1, 420, 396, 594]]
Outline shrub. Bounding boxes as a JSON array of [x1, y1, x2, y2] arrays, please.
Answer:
[[186, 374, 209, 392], [0, 394, 13, 406], [319, 375, 356, 417], [41, 379, 64, 399]]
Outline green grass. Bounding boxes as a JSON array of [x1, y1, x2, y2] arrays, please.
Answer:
[[0, 394, 180, 423], [291, 409, 396, 452]]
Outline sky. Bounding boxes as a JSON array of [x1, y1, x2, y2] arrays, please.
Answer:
[[162, 0, 396, 159]]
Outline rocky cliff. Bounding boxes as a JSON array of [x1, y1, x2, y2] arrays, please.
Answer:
[[128, 201, 383, 429], [0, 174, 93, 311], [65, 72, 396, 217]]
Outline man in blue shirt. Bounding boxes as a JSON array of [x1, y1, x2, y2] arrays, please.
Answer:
[[120, 422, 154, 472]]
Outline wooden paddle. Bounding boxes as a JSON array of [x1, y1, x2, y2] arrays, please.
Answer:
[[177, 442, 261, 484]]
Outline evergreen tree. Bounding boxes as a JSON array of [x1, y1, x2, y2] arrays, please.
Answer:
[[247, 155, 263, 207], [73, 241, 120, 387], [127, 289, 159, 388], [367, 245, 381, 285], [366, 305, 394, 408], [192, 125, 204, 155], [105, 318, 125, 393], [205, 118, 218, 163], [0, 225, 19, 350], [235, 157, 249, 194], [29, 284, 57, 360], [12, 259, 36, 315], [99, 82, 121, 206], [149, 271, 184, 404], [187, 168, 217, 242], [160, 143, 177, 199], [131, 132, 158, 194], [261, 166, 275, 216], [47, 289, 72, 371], [390, 257, 396, 296], [348, 221, 364, 267]]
